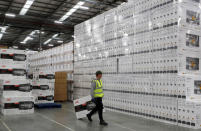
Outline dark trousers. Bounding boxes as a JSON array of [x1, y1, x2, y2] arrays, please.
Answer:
[[88, 97, 104, 121]]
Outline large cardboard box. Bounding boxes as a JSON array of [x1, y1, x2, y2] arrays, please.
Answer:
[[54, 72, 67, 101], [73, 95, 94, 119], [0, 96, 34, 115], [0, 79, 32, 97]]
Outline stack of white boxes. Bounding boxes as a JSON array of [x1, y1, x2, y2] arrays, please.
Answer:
[[29, 68, 55, 104], [28, 42, 74, 73], [74, 0, 201, 129], [0, 49, 34, 115], [28, 42, 74, 102]]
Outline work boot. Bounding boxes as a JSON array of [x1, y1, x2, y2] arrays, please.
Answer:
[[87, 114, 92, 122], [100, 120, 108, 126]]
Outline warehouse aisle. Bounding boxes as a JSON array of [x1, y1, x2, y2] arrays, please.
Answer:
[[0, 102, 197, 131]]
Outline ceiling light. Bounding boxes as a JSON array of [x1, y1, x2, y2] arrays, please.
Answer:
[[43, 33, 59, 45], [54, 20, 63, 24], [79, 6, 89, 10], [5, 13, 16, 17], [44, 39, 52, 45], [30, 31, 35, 36], [20, 41, 26, 44], [21, 30, 41, 44], [24, 36, 33, 43], [52, 34, 59, 38], [0, 34, 3, 40], [58, 1, 85, 22], [78, 1, 85, 5], [0, 26, 8, 40], [21, 36, 33, 44], [48, 44, 54, 47], [57, 40, 63, 43], [19, 0, 35, 15], [13, 46, 18, 49]]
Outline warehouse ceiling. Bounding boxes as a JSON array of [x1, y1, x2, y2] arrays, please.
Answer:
[[0, 0, 127, 51]]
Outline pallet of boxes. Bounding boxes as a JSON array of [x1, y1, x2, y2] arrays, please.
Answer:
[[54, 72, 67, 102], [0, 49, 34, 115], [30, 69, 55, 104]]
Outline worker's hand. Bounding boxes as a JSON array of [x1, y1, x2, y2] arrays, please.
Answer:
[[91, 98, 96, 103]]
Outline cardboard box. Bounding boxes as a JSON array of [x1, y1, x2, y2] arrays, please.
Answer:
[[0, 96, 34, 115], [73, 95, 106, 119], [54, 72, 67, 101], [73, 95, 94, 119], [0, 63, 26, 80], [0, 79, 32, 97], [0, 49, 26, 54], [34, 95, 54, 104]]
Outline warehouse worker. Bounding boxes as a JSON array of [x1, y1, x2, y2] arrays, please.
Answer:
[[87, 71, 108, 126]]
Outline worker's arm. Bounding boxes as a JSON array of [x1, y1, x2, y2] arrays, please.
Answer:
[[90, 81, 96, 99]]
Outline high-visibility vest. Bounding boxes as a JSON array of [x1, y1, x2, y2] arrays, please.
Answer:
[[93, 79, 104, 98]]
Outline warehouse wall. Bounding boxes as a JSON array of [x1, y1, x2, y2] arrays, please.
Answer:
[[74, 0, 201, 129]]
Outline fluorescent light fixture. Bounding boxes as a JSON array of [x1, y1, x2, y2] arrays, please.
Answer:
[[19, 0, 35, 15], [79, 6, 89, 10], [25, 36, 33, 41], [59, 1, 85, 22], [54, 20, 63, 24], [0, 26, 7, 33], [78, 1, 85, 5], [21, 36, 33, 44], [21, 30, 43, 44], [30, 31, 35, 36], [52, 34, 59, 38], [43, 33, 59, 45], [0, 26, 8, 40], [13, 46, 18, 49], [57, 40, 63, 43], [5, 13, 16, 17], [0, 34, 3, 40], [44, 39, 52, 45], [48, 44, 54, 47]]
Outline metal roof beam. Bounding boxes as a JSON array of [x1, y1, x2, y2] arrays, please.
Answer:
[[6, 0, 14, 12]]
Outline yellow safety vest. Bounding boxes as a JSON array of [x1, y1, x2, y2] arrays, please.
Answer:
[[93, 79, 104, 98]]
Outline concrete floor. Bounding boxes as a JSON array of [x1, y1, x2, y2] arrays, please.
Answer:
[[0, 102, 200, 131]]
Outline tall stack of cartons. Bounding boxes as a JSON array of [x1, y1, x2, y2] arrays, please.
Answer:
[[31, 68, 55, 104], [0, 49, 34, 115], [28, 42, 74, 73], [74, 0, 201, 129], [54, 72, 67, 101], [27, 42, 74, 102]]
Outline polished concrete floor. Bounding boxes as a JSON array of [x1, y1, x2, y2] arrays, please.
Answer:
[[0, 102, 200, 131]]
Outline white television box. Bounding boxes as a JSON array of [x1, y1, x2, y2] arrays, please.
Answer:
[[0, 96, 34, 115], [34, 95, 54, 104], [0, 49, 27, 65], [0, 79, 32, 97], [0, 63, 26, 80], [73, 95, 94, 119], [73, 95, 105, 119], [0, 49, 26, 54]]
